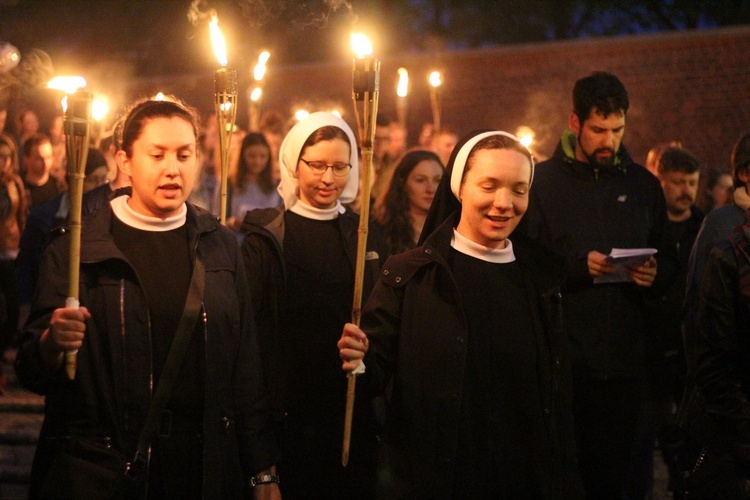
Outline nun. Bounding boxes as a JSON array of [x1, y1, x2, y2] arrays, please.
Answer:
[[240, 112, 385, 498], [338, 130, 584, 498]]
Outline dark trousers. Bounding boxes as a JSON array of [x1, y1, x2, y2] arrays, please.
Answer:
[[0, 258, 19, 352], [573, 377, 646, 499]]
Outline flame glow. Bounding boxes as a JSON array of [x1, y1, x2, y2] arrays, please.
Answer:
[[516, 126, 535, 148], [397, 68, 409, 97], [92, 98, 109, 122], [61, 96, 68, 113], [330, 109, 342, 118], [351, 33, 373, 58], [295, 109, 310, 121], [429, 71, 442, 88], [209, 16, 228, 67], [48, 76, 87, 94], [250, 87, 262, 101], [253, 51, 270, 81], [154, 92, 165, 101]]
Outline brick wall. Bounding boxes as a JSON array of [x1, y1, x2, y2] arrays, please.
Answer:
[[121, 25, 750, 170], [245, 25, 749, 170]]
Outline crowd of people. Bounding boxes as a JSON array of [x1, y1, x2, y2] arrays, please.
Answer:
[[0, 69, 748, 499]]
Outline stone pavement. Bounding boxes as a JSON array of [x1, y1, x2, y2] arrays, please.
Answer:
[[0, 349, 43, 500]]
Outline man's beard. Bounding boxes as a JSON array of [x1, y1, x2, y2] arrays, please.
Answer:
[[583, 147, 616, 168]]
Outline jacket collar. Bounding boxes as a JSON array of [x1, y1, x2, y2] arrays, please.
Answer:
[[554, 130, 633, 177]]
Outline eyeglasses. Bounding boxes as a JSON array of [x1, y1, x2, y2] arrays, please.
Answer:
[[300, 158, 351, 177]]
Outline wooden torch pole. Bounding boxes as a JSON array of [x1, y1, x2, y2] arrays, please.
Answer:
[[343, 42, 380, 467], [63, 89, 93, 380]]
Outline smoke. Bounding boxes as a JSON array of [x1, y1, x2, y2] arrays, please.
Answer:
[[187, 0, 216, 25], [188, 0, 357, 29]]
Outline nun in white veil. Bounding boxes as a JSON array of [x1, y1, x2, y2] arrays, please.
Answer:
[[240, 112, 384, 498]]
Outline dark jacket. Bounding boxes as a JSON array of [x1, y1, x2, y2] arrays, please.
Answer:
[[15, 203, 278, 499], [681, 213, 750, 470], [360, 213, 582, 499], [519, 139, 672, 380], [239, 205, 385, 422]]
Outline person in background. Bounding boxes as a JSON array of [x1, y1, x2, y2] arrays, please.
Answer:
[[518, 71, 671, 498], [241, 112, 384, 498], [16, 149, 114, 308], [0, 133, 26, 394], [679, 208, 750, 498], [0, 107, 8, 136], [698, 165, 734, 214], [641, 146, 704, 495], [431, 126, 459, 167], [373, 149, 443, 257], [339, 130, 583, 498], [385, 122, 408, 166], [16, 110, 39, 160], [259, 110, 287, 187], [22, 133, 63, 210], [47, 115, 66, 189], [226, 133, 280, 233], [15, 95, 280, 499], [683, 133, 750, 423], [369, 113, 395, 204]]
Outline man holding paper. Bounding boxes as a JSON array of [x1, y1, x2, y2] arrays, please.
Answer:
[[519, 71, 671, 498]]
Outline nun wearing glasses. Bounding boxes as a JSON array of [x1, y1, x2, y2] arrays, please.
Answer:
[[338, 130, 583, 498], [240, 112, 385, 498]]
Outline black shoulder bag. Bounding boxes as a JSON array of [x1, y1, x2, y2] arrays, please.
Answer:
[[38, 255, 206, 500]]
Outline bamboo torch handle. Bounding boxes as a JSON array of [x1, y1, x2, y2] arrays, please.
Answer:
[[63, 89, 92, 381], [343, 50, 380, 466]]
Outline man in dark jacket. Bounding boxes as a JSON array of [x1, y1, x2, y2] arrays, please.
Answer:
[[643, 146, 704, 494], [518, 71, 671, 498], [340, 131, 583, 498]]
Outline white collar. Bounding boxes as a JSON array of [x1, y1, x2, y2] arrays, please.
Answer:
[[110, 195, 187, 231], [451, 228, 516, 263], [289, 199, 341, 220]]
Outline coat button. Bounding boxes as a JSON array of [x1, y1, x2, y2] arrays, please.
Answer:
[[544, 408, 551, 416], [395, 277, 402, 283], [425, 249, 432, 255], [456, 337, 464, 343], [383, 269, 389, 275]]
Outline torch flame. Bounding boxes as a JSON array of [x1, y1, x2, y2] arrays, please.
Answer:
[[154, 92, 165, 101], [210, 15, 228, 67], [250, 87, 262, 102], [397, 68, 409, 97], [92, 98, 109, 122], [351, 33, 373, 58], [48, 76, 87, 94], [61, 96, 68, 113], [429, 71, 442, 88], [295, 109, 310, 121], [254, 51, 270, 81]]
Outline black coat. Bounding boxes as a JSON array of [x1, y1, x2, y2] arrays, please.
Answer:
[[239, 205, 385, 423], [681, 214, 750, 469], [360, 213, 583, 498], [519, 141, 673, 380], [15, 203, 278, 499]]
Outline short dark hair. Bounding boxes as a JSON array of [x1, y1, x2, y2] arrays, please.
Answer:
[[22, 133, 51, 157], [657, 146, 702, 176], [115, 95, 201, 157], [573, 71, 629, 122]]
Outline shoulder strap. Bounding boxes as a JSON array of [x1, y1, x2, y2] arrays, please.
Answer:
[[131, 253, 206, 465]]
